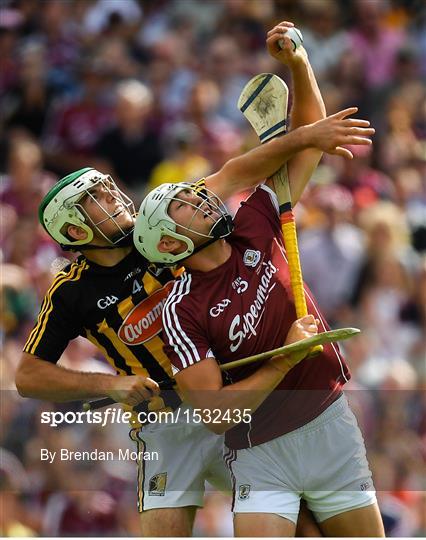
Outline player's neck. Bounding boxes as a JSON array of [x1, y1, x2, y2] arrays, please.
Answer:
[[82, 246, 133, 267], [185, 239, 231, 272]]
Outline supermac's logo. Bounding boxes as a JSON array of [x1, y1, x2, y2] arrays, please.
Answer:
[[118, 282, 174, 345]]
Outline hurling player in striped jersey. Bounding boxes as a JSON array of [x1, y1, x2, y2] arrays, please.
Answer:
[[16, 21, 375, 537], [134, 22, 383, 538]]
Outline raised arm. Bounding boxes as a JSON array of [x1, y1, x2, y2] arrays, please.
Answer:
[[266, 22, 326, 204], [207, 21, 374, 203], [206, 109, 374, 201]]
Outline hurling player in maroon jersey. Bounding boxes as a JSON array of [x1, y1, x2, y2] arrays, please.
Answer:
[[16, 20, 378, 538], [134, 23, 384, 538]]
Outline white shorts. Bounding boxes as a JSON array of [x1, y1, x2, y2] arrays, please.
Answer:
[[227, 394, 376, 524], [131, 404, 231, 512]]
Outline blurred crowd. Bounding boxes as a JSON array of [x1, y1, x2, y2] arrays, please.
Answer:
[[1, 0, 425, 537]]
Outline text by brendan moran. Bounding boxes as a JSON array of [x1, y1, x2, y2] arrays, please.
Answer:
[[40, 448, 159, 464]]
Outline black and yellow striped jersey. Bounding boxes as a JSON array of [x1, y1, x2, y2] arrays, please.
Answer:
[[23, 247, 180, 408]]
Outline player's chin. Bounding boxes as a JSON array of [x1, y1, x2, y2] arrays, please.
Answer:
[[116, 213, 134, 228]]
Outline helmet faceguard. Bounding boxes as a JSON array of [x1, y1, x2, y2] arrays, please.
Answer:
[[134, 182, 234, 265], [39, 168, 135, 250]]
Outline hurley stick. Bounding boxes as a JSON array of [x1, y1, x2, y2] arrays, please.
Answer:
[[238, 73, 323, 353]]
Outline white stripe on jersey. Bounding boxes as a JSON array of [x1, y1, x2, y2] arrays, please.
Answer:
[[163, 273, 201, 369], [259, 183, 280, 215], [304, 288, 349, 383], [163, 275, 192, 368]]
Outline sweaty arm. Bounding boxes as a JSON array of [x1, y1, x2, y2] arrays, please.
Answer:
[[205, 126, 310, 201], [208, 110, 374, 203], [262, 23, 326, 205], [265, 26, 374, 205], [16, 353, 158, 404], [208, 25, 373, 204], [16, 266, 158, 405]]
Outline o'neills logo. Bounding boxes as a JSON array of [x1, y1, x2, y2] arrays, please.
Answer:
[[118, 282, 174, 345]]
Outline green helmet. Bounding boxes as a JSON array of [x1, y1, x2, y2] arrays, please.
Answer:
[[39, 167, 135, 249]]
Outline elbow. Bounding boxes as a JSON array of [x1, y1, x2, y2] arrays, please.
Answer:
[[15, 369, 31, 397], [204, 421, 233, 435], [15, 356, 37, 397]]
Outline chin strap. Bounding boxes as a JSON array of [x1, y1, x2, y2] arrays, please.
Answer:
[[178, 214, 235, 260]]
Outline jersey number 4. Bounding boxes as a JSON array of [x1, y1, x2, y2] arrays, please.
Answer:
[[132, 279, 143, 294]]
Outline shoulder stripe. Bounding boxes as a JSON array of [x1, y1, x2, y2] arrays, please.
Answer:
[[24, 261, 81, 351], [24, 261, 88, 355], [163, 274, 201, 368], [259, 184, 280, 215]]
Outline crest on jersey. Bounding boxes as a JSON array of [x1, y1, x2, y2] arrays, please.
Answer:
[[243, 249, 261, 267], [149, 472, 167, 496], [238, 484, 251, 500], [118, 282, 174, 345]]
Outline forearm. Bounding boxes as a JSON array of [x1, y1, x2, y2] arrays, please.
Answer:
[[289, 55, 326, 129], [185, 362, 288, 434], [286, 57, 326, 204], [213, 126, 310, 196], [16, 355, 116, 401]]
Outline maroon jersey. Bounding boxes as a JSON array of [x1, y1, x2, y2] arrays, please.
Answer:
[[163, 185, 350, 449]]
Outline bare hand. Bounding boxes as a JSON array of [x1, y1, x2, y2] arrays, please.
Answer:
[[306, 107, 375, 158], [106, 376, 160, 406], [266, 21, 307, 66], [269, 315, 319, 373], [285, 315, 319, 345]]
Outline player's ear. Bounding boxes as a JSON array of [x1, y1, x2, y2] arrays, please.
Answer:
[[67, 225, 89, 241], [157, 235, 183, 254]]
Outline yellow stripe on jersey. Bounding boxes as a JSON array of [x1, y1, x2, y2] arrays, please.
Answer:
[[24, 261, 85, 354], [24, 267, 76, 350], [142, 272, 163, 296], [85, 329, 128, 376], [117, 297, 135, 320], [142, 335, 173, 378], [192, 177, 206, 193], [27, 261, 88, 354], [172, 266, 184, 278], [101, 327, 150, 377]]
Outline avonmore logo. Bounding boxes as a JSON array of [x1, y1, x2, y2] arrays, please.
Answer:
[[118, 282, 173, 345]]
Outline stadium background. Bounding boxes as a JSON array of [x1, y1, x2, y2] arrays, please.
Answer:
[[0, 0, 425, 536]]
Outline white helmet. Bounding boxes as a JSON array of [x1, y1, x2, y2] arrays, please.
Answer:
[[133, 182, 233, 265], [39, 167, 135, 249]]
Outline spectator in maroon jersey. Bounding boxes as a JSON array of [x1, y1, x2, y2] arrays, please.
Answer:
[[94, 79, 164, 200], [42, 55, 114, 175], [1, 136, 56, 219], [2, 41, 55, 138]]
